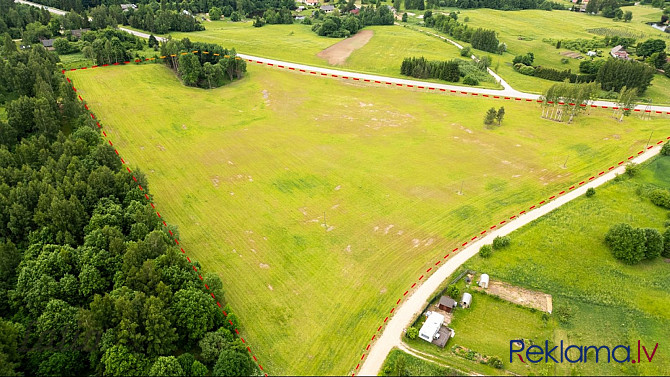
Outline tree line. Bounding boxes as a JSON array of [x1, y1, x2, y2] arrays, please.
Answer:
[[400, 56, 461, 81], [404, 0, 566, 10], [426, 13, 504, 54], [539, 81, 599, 123], [0, 6, 254, 376], [161, 38, 247, 88]]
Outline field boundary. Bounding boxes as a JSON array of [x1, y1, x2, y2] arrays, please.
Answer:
[[63, 59, 670, 376], [64, 53, 670, 115], [61, 68, 269, 376]]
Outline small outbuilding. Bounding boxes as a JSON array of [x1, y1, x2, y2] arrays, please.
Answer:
[[438, 296, 457, 312], [418, 312, 444, 343], [479, 274, 489, 289], [461, 292, 472, 308]]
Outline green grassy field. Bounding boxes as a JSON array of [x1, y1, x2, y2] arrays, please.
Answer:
[[166, 22, 499, 87], [449, 6, 670, 103], [380, 348, 464, 376], [67, 62, 670, 374], [403, 156, 670, 375]]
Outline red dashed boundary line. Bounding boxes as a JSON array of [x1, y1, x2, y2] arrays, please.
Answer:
[[64, 56, 670, 115], [64, 59, 670, 376], [63, 69, 268, 376], [349, 138, 670, 375]]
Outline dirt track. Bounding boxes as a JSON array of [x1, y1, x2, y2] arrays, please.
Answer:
[[317, 30, 374, 65]]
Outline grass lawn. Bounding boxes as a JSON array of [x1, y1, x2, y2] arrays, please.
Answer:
[[66, 63, 670, 375], [58, 52, 94, 69], [380, 348, 464, 376], [431, 6, 670, 103], [402, 156, 670, 375]]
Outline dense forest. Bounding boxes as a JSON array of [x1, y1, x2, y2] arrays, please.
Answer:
[[0, 3, 255, 376]]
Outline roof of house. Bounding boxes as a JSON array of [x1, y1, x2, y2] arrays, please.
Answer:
[[480, 273, 489, 283], [70, 28, 90, 38], [439, 296, 457, 308], [40, 39, 55, 47], [610, 45, 624, 54], [419, 312, 444, 340], [350, 8, 359, 14], [320, 5, 335, 10], [120, 3, 137, 10], [305, 0, 319, 3]]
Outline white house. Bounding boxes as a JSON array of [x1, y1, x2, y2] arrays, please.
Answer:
[[479, 274, 489, 289], [418, 312, 444, 342], [461, 292, 472, 308], [120, 3, 137, 11]]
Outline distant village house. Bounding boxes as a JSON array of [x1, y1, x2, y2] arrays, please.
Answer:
[[120, 3, 137, 12], [320, 5, 334, 13], [610, 45, 630, 60]]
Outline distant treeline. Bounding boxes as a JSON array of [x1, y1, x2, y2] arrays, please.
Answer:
[[161, 39, 247, 88], [403, 0, 566, 10]]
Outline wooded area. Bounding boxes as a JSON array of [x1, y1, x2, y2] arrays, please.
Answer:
[[0, 3, 255, 376]]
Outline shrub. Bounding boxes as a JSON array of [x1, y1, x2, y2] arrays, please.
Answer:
[[625, 163, 640, 177], [460, 46, 472, 57], [487, 356, 503, 369], [662, 142, 670, 156], [560, 58, 570, 64], [585, 187, 596, 197], [446, 285, 460, 298], [230, 11, 241, 22], [649, 189, 670, 208], [516, 64, 536, 76], [512, 52, 534, 66], [463, 74, 480, 85], [605, 223, 647, 264], [643, 228, 664, 259], [663, 228, 670, 258], [492, 236, 510, 250], [406, 327, 418, 339], [553, 304, 574, 324], [479, 244, 492, 258]]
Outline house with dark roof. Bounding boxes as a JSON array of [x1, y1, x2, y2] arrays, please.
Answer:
[[40, 39, 55, 50], [70, 28, 90, 39]]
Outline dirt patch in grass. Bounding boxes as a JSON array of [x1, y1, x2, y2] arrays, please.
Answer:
[[475, 279, 553, 313], [317, 29, 374, 65]]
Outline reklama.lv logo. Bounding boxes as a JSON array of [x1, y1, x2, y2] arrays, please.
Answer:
[[510, 340, 659, 364]]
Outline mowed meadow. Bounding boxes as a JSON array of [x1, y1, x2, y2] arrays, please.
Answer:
[[67, 62, 670, 374]]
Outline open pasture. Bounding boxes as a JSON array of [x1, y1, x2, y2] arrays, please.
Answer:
[[67, 62, 670, 374]]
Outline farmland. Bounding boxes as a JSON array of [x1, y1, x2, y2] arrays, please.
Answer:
[[166, 22, 494, 86], [66, 62, 670, 375], [447, 6, 670, 103], [403, 156, 670, 375]]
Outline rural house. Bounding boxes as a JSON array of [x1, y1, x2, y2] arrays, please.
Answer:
[[419, 312, 444, 342], [120, 3, 137, 11], [610, 45, 630, 60], [438, 296, 457, 312], [320, 5, 334, 12], [478, 274, 489, 289], [70, 28, 90, 39], [40, 39, 55, 51], [461, 292, 472, 308], [304, 0, 319, 6]]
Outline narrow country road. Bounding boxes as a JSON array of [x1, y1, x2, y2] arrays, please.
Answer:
[[16, 0, 670, 112], [356, 143, 663, 376]]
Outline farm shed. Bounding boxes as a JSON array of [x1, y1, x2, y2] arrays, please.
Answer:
[[461, 292, 472, 308], [479, 274, 489, 289], [438, 296, 457, 312], [419, 312, 444, 343]]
